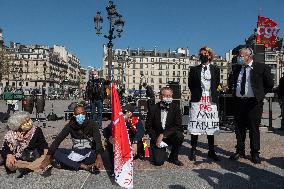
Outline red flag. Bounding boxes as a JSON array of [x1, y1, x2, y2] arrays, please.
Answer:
[[112, 82, 133, 188], [256, 16, 280, 48]]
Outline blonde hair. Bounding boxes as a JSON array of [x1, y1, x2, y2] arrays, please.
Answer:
[[199, 46, 214, 61]]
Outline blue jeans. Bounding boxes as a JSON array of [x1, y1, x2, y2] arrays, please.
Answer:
[[53, 148, 97, 171], [91, 100, 103, 127]]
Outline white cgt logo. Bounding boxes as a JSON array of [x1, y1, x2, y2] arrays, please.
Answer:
[[257, 26, 280, 39]]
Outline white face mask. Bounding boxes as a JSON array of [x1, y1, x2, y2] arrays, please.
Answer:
[[163, 97, 173, 104]]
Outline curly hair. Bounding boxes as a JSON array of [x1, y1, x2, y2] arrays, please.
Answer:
[[7, 111, 30, 130], [199, 46, 215, 61]]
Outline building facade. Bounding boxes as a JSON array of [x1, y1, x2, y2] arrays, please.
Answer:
[[103, 46, 229, 99], [1, 41, 81, 96]]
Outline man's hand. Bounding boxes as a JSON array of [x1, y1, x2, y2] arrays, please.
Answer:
[[132, 144, 138, 156], [6, 154, 16, 170], [94, 154, 103, 169], [40, 155, 52, 170], [156, 134, 164, 148]]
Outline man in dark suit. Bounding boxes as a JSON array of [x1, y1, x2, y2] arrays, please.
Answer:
[[230, 47, 274, 164], [188, 46, 220, 161], [145, 87, 184, 166]]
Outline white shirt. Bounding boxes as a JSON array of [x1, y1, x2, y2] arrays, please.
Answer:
[[201, 64, 211, 96], [161, 109, 168, 130], [236, 60, 255, 97]]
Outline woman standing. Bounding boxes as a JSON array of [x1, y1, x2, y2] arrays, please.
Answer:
[[188, 46, 220, 161], [1, 112, 49, 177]]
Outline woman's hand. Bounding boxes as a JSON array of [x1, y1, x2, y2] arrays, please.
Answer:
[[6, 154, 16, 170]]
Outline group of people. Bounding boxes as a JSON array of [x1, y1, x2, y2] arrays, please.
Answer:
[[0, 46, 274, 178]]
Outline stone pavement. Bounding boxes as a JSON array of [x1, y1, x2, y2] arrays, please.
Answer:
[[0, 100, 283, 189]]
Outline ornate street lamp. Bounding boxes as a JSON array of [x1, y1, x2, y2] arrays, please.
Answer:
[[94, 1, 125, 81]]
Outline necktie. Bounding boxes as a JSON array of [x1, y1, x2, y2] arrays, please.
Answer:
[[240, 66, 247, 96], [203, 66, 207, 71]]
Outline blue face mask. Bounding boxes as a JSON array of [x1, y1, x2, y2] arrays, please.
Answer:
[[75, 114, 86, 125], [237, 56, 244, 65]]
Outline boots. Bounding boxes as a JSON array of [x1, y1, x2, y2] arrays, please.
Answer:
[[208, 150, 220, 161]]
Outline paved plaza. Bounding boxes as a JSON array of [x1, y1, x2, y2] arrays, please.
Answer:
[[0, 100, 283, 189]]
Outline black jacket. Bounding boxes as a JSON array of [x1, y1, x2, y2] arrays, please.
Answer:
[[232, 62, 274, 102], [145, 102, 183, 140], [1, 127, 48, 160], [278, 76, 284, 99], [48, 118, 103, 156], [103, 117, 145, 144], [85, 78, 105, 101], [188, 64, 220, 103]]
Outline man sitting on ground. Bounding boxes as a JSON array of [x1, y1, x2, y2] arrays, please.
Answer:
[[40, 105, 103, 172]]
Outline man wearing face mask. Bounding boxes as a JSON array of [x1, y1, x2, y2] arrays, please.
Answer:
[[188, 46, 221, 162], [85, 69, 105, 128], [230, 47, 273, 164], [145, 87, 184, 166], [40, 105, 104, 172]]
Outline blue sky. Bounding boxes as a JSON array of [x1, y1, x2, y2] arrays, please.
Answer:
[[0, 0, 283, 68]]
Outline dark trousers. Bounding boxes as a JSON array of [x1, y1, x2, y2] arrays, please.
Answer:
[[234, 97, 263, 155], [191, 134, 215, 151], [106, 140, 144, 171], [7, 104, 15, 115], [54, 148, 97, 171], [151, 131, 184, 166], [91, 100, 103, 127]]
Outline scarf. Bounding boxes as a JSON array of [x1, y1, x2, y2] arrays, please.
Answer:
[[3, 126, 37, 158]]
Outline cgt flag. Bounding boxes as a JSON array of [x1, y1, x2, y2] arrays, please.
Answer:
[[112, 82, 133, 188], [256, 16, 280, 48]]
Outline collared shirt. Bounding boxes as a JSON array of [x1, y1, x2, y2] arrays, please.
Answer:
[[201, 64, 211, 96], [161, 109, 168, 130], [236, 60, 255, 97]]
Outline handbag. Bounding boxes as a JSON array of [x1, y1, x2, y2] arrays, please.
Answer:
[[20, 149, 40, 162]]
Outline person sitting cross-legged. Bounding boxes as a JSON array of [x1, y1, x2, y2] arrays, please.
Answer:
[[40, 105, 104, 172], [1, 112, 49, 178]]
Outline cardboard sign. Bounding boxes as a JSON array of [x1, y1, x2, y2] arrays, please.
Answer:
[[188, 96, 219, 135]]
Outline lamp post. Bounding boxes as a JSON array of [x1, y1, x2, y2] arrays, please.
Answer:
[[94, 1, 125, 81]]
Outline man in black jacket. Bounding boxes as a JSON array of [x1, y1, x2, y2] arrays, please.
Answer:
[[278, 72, 284, 130], [146, 87, 184, 166], [143, 82, 155, 108], [40, 105, 103, 171], [85, 69, 105, 128], [230, 47, 274, 164]]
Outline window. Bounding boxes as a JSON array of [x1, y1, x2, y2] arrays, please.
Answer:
[[133, 77, 135, 83], [159, 85, 162, 89], [173, 71, 175, 76], [132, 64, 136, 69], [177, 71, 180, 76], [140, 58, 143, 62], [159, 58, 162, 62], [166, 71, 169, 76], [35, 82, 37, 87], [151, 58, 154, 62], [133, 70, 135, 75], [151, 78, 154, 83], [140, 63, 143, 69], [159, 78, 162, 83], [26, 82, 29, 86], [145, 64, 148, 68], [140, 71, 143, 75], [173, 65, 175, 69], [183, 71, 186, 76], [178, 65, 180, 69], [159, 64, 162, 70], [145, 71, 148, 75], [159, 71, 162, 76]]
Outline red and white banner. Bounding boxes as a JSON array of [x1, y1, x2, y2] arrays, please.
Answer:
[[256, 16, 280, 48], [112, 82, 133, 188]]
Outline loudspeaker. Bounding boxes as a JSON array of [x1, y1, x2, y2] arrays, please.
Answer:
[[167, 81, 181, 99], [253, 44, 265, 63]]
